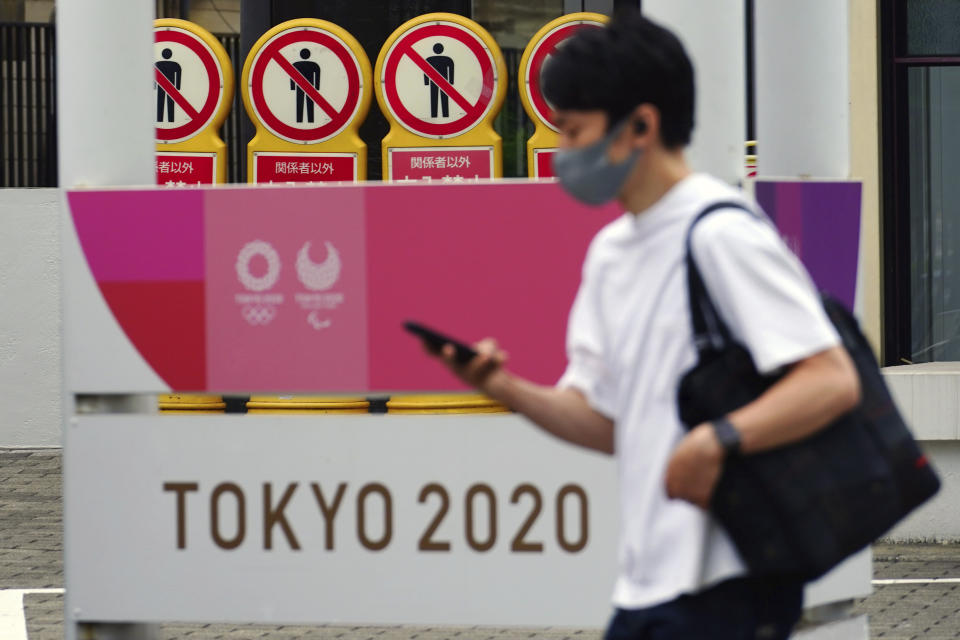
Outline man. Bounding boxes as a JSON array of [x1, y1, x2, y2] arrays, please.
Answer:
[[420, 12, 860, 640]]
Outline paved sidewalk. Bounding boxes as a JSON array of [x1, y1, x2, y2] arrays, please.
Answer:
[[3, 449, 959, 639]]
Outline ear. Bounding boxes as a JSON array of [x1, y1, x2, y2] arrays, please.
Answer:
[[631, 104, 660, 148]]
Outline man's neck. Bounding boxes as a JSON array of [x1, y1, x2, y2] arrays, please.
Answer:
[[620, 149, 692, 215]]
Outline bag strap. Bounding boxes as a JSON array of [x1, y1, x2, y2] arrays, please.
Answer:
[[685, 201, 759, 353]]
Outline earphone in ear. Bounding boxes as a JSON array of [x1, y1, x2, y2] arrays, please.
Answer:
[[633, 119, 648, 134]]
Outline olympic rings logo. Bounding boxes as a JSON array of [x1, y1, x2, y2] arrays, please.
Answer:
[[242, 305, 277, 325]]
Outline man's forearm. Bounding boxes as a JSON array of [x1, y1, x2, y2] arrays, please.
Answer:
[[483, 371, 615, 455], [728, 346, 860, 455]]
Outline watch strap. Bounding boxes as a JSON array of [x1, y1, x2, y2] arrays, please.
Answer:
[[711, 416, 741, 457]]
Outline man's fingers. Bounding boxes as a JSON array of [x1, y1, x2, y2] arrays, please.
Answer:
[[475, 337, 499, 354], [440, 343, 457, 363]]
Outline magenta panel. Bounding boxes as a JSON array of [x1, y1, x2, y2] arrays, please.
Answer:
[[365, 181, 620, 389], [203, 187, 369, 391], [756, 180, 862, 310], [68, 190, 205, 282]]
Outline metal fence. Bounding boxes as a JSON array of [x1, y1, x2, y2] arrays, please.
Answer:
[[0, 25, 244, 187], [0, 26, 532, 186], [217, 33, 244, 184], [0, 22, 57, 188]]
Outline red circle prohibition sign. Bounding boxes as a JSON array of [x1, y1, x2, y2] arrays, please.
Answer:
[[155, 28, 222, 142], [249, 28, 362, 143], [526, 21, 603, 132], [383, 23, 496, 138]]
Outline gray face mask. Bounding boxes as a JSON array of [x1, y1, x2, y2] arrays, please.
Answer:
[[552, 119, 642, 206]]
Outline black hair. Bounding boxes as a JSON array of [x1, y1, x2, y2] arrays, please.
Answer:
[[541, 10, 695, 148]]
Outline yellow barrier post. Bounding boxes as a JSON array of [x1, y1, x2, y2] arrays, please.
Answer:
[[241, 19, 372, 184], [154, 19, 234, 185], [375, 13, 506, 183]]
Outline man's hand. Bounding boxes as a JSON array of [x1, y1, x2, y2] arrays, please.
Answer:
[[424, 337, 507, 393], [664, 423, 725, 509]]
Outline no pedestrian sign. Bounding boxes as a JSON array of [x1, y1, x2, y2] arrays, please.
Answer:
[[522, 18, 604, 132], [247, 26, 366, 145], [154, 26, 226, 143], [380, 20, 499, 139]]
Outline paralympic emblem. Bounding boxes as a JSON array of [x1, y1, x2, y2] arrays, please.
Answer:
[[295, 241, 341, 291]]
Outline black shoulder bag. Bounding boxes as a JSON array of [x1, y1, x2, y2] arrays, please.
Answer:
[[676, 201, 940, 581]]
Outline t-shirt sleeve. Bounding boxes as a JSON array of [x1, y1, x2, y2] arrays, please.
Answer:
[[690, 208, 840, 374], [556, 260, 619, 420]]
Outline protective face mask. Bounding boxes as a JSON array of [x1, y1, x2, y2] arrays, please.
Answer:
[[552, 119, 642, 206]]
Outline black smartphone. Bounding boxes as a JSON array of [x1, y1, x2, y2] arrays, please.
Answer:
[[403, 321, 479, 364]]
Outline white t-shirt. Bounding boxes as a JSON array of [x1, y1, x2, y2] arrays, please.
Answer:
[[557, 173, 840, 610]]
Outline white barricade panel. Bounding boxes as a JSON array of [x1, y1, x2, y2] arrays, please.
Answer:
[[64, 414, 618, 626]]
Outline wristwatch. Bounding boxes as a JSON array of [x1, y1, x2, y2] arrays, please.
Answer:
[[711, 416, 742, 457]]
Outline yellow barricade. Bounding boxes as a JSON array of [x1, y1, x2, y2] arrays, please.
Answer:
[[386, 393, 510, 414], [246, 395, 370, 414], [158, 394, 227, 414]]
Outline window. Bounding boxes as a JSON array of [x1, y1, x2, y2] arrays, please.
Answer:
[[882, 1, 960, 363]]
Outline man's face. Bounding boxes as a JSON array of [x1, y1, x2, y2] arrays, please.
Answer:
[[553, 109, 637, 165], [553, 109, 609, 150]]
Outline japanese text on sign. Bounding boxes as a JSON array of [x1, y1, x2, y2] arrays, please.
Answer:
[[409, 155, 472, 169], [395, 175, 482, 184], [157, 160, 195, 174], [273, 161, 339, 176]]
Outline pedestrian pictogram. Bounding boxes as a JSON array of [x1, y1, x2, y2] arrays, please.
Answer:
[[242, 19, 372, 183], [424, 43, 454, 118], [154, 23, 227, 144], [378, 17, 504, 139], [154, 19, 234, 185], [156, 48, 182, 123], [518, 13, 607, 177], [246, 25, 366, 144], [290, 49, 321, 122]]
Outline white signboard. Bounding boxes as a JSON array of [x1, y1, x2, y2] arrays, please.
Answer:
[[65, 414, 619, 626]]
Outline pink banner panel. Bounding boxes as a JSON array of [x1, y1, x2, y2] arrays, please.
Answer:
[[203, 187, 368, 391], [365, 181, 619, 389], [68, 190, 205, 283], [70, 183, 619, 392]]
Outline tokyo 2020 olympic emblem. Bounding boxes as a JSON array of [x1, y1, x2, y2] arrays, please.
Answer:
[[236, 240, 281, 291]]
